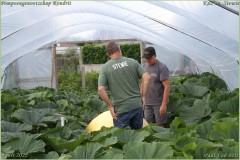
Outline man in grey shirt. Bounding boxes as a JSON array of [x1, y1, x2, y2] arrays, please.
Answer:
[[141, 47, 170, 127]]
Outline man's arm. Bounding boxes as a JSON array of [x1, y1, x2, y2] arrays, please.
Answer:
[[98, 86, 118, 119], [159, 79, 170, 115], [141, 72, 151, 109]]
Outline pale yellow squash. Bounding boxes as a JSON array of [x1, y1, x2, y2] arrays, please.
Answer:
[[86, 111, 148, 132]]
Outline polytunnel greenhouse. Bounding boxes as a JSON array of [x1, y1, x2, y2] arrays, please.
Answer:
[[1, 1, 239, 159]]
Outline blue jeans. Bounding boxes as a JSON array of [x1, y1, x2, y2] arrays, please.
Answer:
[[113, 108, 143, 130]]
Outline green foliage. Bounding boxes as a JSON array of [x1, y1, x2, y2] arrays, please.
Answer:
[[1, 72, 239, 159], [82, 43, 141, 64], [120, 43, 141, 63], [85, 71, 99, 92], [3, 135, 46, 157], [58, 71, 82, 92], [57, 70, 99, 98], [82, 43, 108, 64], [57, 48, 79, 71]]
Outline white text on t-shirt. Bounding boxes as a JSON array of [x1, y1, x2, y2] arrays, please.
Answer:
[[112, 61, 128, 70]]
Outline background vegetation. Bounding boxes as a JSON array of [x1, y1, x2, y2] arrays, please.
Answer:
[[82, 43, 141, 64], [1, 73, 239, 159], [56, 43, 141, 95]]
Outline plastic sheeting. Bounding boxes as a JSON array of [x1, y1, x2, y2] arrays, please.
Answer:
[[1, 1, 239, 90], [2, 46, 55, 89]]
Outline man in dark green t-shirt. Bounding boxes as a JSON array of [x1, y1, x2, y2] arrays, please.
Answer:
[[98, 41, 151, 130]]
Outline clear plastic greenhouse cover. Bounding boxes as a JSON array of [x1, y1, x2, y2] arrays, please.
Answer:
[[1, 1, 239, 90]]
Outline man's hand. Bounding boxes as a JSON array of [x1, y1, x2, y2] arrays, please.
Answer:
[[160, 79, 170, 116], [98, 86, 118, 120], [159, 104, 167, 116], [142, 96, 146, 110], [109, 107, 118, 120]]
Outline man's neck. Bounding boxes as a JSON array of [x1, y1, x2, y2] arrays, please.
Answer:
[[110, 52, 121, 59]]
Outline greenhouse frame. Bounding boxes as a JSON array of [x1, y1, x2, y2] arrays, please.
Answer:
[[1, 1, 239, 90], [1, 1, 239, 159]]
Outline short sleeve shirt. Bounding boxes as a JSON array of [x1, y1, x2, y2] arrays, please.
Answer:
[[144, 60, 169, 105], [98, 56, 146, 114]]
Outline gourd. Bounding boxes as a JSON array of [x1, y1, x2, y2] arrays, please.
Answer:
[[86, 111, 148, 132]]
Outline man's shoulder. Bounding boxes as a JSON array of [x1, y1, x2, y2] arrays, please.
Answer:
[[104, 59, 115, 66], [101, 60, 112, 71], [124, 57, 141, 67], [157, 60, 168, 68], [125, 57, 137, 62]]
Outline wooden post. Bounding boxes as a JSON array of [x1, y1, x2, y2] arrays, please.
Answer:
[[139, 41, 145, 65], [82, 66, 86, 88], [79, 46, 83, 72], [51, 43, 57, 89]]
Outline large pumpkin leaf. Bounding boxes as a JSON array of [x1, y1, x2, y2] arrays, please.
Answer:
[[209, 111, 228, 121], [170, 76, 186, 85], [218, 96, 239, 114], [42, 134, 87, 153], [56, 134, 87, 151], [174, 135, 196, 152], [79, 107, 99, 122], [97, 137, 118, 147], [1, 146, 14, 159], [209, 121, 238, 141], [26, 91, 53, 101], [179, 99, 211, 125], [222, 145, 239, 159], [195, 138, 223, 148], [228, 125, 239, 141], [193, 138, 223, 158], [1, 132, 30, 143], [97, 148, 123, 159], [1, 121, 32, 132], [182, 142, 197, 153], [154, 131, 180, 142], [170, 84, 178, 92], [30, 151, 59, 159], [4, 135, 45, 154], [149, 125, 170, 133], [41, 126, 72, 140], [58, 154, 72, 160], [65, 122, 86, 138], [11, 108, 46, 125], [122, 141, 144, 153], [112, 129, 150, 144], [90, 127, 119, 141], [29, 107, 57, 116], [170, 117, 187, 129], [194, 147, 220, 159], [195, 120, 213, 139], [56, 99, 69, 111], [124, 142, 174, 159], [41, 114, 62, 123], [221, 139, 238, 147], [200, 76, 228, 91], [209, 91, 237, 111], [70, 142, 103, 159], [35, 101, 57, 109], [84, 97, 107, 113], [167, 99, 188, 116], [179, 83, 209, 97]]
